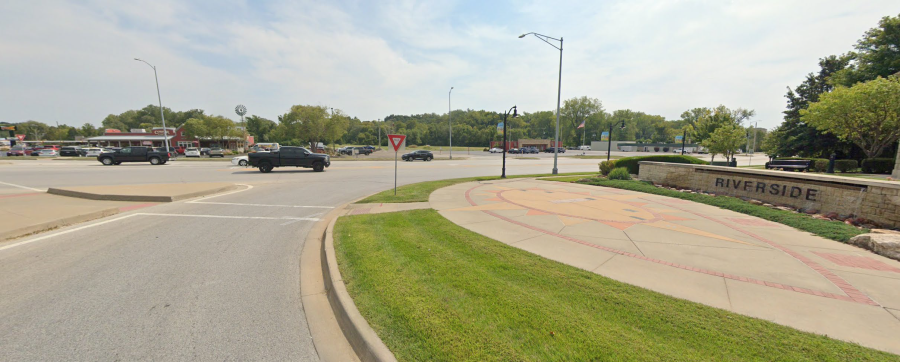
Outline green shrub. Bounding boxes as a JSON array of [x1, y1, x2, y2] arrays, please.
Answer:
[[813, 160, 829, 173], [861, 158, 894, 174], [835, 159, 858, 173], [608, 167, 632, 180], [599, 160, 617, 176], [614, 155, 709, 174]]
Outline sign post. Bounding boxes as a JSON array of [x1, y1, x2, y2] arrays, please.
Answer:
[[388, 134, 406, 195]]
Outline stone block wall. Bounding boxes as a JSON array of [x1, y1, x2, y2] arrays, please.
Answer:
[[638, 161, 900, 228], [893, 147, 900, 179]]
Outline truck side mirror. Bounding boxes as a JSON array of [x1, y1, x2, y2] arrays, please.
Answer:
[[304, 151, 309, 156]]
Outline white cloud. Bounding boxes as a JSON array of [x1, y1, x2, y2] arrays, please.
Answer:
[[0, 0, 897, 130]]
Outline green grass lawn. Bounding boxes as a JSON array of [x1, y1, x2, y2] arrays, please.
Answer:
[[568, 178, 867, 243], [356, 172, 598, 204], [334, 210, 897, 362]]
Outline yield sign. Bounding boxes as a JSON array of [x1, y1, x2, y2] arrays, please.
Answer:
[[16, 134, 25, 141], [388, 134, 406, 152]]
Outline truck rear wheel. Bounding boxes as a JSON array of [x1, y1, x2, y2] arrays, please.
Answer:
[[313, 162, 325, 172], [259, 162, 273, 173], [100, 157, 113, 166], [149, 157, 161, 165]]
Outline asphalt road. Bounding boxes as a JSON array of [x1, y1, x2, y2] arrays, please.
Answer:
[[0, 154, 605, 361]]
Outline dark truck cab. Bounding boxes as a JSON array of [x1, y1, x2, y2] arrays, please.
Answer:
[[97, 146, 171, 165], [248, 146, 330, 173]]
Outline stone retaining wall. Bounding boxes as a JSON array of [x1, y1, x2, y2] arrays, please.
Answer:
[[638, 161, 900, 228]]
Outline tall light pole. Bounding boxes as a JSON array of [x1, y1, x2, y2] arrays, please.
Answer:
[[520, 32, 563, 174], [449, 87, 454, 160], [134, 58, 171, 153], [608, 120, 625, 162]]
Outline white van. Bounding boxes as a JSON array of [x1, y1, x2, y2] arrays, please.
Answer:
[[578, 145, 591, 151]]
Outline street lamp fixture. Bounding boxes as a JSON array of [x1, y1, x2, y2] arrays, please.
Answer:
[[502, 105, 518, 178], [519, 32, 563, 174], [449, 87, 453, 160], [134, 58, 171, 154], [607, 120, 625, 162]]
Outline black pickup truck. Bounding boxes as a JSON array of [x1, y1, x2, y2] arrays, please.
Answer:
[[96, 146, 171, 165], [248, 146, 331, 173]]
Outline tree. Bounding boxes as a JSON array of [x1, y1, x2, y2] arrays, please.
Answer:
[[325, 109, 350, 149], [694, 105, 753, 143], [702, 124, 745, 164], [769, 55, 853, 158], [16, 120, 50, 140], [831, 14, 900, 87], [801, 75, 900, 158], [561, 97, 604, 145], [245, 115, 276, 142], [180, 118, 208, 141]]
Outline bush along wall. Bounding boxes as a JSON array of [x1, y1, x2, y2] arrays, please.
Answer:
[[835, 159, 859, 173], [613, 155, 709, 174], [861, 158, 894, 174]]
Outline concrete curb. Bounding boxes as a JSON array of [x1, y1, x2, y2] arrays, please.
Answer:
[[47, 184, 241, 203], [0, 207, 120, 242], [321, 211, 398, 362]]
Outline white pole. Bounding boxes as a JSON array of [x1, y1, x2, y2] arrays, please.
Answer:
[[449, 87, 453, 160], [553, 38, 563, 174]]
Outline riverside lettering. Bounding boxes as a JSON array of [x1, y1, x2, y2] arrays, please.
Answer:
[[713, 178, 818, 201]]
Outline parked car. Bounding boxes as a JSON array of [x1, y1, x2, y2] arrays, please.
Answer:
[[489, 147, 503, 153], [248, 146, 330, 173], [250, 143, 280, 153], [96, 146, 171, 165], [185, 148, 201, 157], [354, 147, 373, 155], [38, 149, 59, 157], [6, 146, 27, 156], [402, 150, 434, 161], [59, 146, 83, 157], [337, 146, 353, 155], [208, 147, 225, 158], [523, 147, 539, 154], [232, 155, 249, 167], [363, 145, 376, 151], [200, 147, 211, 156], [508, 148, 521, 154], [83, 148, 104, 157], [175, 146, 186, 155], [30, 147, 44, 156]]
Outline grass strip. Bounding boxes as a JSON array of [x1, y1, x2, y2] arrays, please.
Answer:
[[334, 210, 896, 361], [356, 172, 597, 204], [571, 178, 867, 242]]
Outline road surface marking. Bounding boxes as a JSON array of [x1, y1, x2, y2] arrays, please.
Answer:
[[186, 183, 254, 202], [0, 181, 45, 192], [0, 214, 140, 253], [137, 213, 320, 221], [189, 201, 334, 209]]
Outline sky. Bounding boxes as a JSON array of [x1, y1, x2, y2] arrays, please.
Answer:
[[1, 0, 897, 130]]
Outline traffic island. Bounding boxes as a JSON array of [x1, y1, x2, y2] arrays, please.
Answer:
[[48, 182, 240, 202]]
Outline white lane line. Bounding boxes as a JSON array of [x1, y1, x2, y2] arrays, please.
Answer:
[[136, 213, 320, 221], [0, 214, 140, 252], [186, 183, 254, 202], [0, 181, 45, 192], [189, 201, 334, 209]]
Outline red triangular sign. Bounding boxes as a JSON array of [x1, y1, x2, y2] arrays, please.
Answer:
[[388, 134, 406, 152]]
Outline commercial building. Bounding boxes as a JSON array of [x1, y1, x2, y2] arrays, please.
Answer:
[[86, 126, 249, 150]]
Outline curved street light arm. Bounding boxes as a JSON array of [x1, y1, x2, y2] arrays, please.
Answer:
[[519, 32, 561, 50]]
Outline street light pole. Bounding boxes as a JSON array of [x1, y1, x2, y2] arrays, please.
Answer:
[[501, 105, 518, 178], [134, 58, 171, 153], [449, 87, 453, 160], [520, 32, 562, 174]]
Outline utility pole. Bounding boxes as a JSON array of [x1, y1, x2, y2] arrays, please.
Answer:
[[449, 87, 453, 160], [752, 121, 758, 154]]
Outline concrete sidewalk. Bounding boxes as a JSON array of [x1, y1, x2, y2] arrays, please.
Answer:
[[0, 192, 154, 242], [431, 179, 900, 355]]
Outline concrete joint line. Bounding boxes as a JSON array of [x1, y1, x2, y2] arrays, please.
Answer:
[[0, 180, 45, 192]]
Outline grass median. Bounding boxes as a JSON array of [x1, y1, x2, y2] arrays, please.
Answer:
[[356, 172, 598, 204], [334, 209, 895, 361], [569, 178, 867, 243]]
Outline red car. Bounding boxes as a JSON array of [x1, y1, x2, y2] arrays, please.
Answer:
[[6, 147, 28, 156]]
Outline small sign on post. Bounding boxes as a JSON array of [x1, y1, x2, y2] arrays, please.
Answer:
[[388, 134, 406, 195]]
